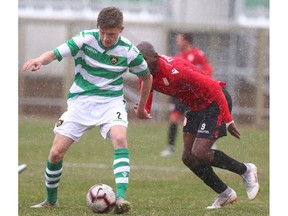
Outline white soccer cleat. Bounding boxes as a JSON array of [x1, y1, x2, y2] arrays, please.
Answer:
[[206, 187, 237, 209], [242, 163, 260, 200], [30, 199, 59, 208], [160, 145, 175, 157], [114, 197, 131, 214], [18, 164, 27, 173]]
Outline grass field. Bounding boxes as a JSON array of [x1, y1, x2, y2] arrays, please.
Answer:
[[18, 118, 269, 216]]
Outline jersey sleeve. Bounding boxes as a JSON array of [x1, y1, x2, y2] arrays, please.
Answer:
[[53, 42, 71, 61], [53, 31, 88, 62], [128, 45, 149, 76], [210, 84, 233, 123]]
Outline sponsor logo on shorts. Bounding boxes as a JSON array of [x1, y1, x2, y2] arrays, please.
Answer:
[[198, 130, 209, 134], [113, 119, 127, 123]]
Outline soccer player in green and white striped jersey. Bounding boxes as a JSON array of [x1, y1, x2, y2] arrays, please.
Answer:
[[22, 7, 152, 214]]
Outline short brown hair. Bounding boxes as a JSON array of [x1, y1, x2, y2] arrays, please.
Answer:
[[97, 7, 123, 29]]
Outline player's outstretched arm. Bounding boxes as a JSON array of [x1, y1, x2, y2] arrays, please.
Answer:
[[227, 122, 241, 139], [135, 73, 153, 119], [22, 51, 57, 72]]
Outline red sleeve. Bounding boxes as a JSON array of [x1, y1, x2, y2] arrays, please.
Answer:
[[211, 85, 233, 124], [138, 79, 153, 114]]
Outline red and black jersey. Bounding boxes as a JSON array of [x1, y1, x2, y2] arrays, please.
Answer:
[[145, 55, 232, 123], [176, 47, 213, 76]]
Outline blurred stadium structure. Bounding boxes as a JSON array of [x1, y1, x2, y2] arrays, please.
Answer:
[[18, 0, 269, 126]]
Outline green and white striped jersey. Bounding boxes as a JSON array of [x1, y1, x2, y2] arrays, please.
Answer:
[[53, 29, 149, 102]]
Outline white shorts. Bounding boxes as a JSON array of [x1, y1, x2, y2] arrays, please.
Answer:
[[53, 96, 128, 141]]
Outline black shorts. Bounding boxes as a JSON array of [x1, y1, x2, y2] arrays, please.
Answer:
[[183, 87, 232, 139], [170, 97, 189, 114]]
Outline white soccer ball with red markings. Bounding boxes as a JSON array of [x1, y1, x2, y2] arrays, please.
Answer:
[[86, 183, 116, 214]]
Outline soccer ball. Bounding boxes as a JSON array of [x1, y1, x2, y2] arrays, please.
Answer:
[[86, 183, 116, 214]]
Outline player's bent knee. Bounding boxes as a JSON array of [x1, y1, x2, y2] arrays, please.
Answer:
[[182, 153, 197, 168], [49, 149, 65, 162], [112, 136, 127, 149], [191, 149, 213, 165]]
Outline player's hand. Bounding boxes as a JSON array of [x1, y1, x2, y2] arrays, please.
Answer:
[[227, 122, 241, 139], [22, 59, 42, 72], [133, 103, 152, 119]]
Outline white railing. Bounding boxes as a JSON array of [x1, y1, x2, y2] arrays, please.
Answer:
[[19, 0, 170, 22]]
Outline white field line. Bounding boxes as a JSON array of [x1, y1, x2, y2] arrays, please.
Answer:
[[29, 161, 225, 173], [30, 161, 190, 173], [66, 162, 190, 173]]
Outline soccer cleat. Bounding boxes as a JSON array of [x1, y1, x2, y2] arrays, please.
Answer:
[[242, 163, 260, 200], [160, 145, 175, 157], [18, 164, 27, 173], [114, 197, 131, 214], [206, 187, 237, 209], [30, 199, 59, 208]]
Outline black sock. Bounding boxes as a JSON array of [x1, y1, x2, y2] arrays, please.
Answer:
[[168, 123, 177, 145], [211, 150, 247, 175], [191, 164, 227, 194]]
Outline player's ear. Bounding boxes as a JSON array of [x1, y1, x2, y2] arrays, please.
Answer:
[[153, 52, 158, 59], [119, 26, 124, 33]]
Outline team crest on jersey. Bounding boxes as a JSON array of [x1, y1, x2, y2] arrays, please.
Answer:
[[110, 56, 119, 65], [55, 119, 64, 127]]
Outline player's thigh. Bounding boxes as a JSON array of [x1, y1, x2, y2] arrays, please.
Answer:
[[109, 125, 128, 149], [51, 134, 74, 152], [49, 134, 74, 161], [183, 132, 196, 152]]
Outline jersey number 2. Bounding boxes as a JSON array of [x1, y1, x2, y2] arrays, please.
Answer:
[[117, 112, 122, 120]]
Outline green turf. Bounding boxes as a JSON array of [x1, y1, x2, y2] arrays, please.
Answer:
[[18, 118, 269, 216]]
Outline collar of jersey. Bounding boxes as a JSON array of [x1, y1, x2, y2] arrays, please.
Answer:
[[99, 36, 121, 53]]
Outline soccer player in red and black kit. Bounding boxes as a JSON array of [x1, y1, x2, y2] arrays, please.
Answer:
[[161, 32, 214, 157], [134, 41, 260, 209]]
